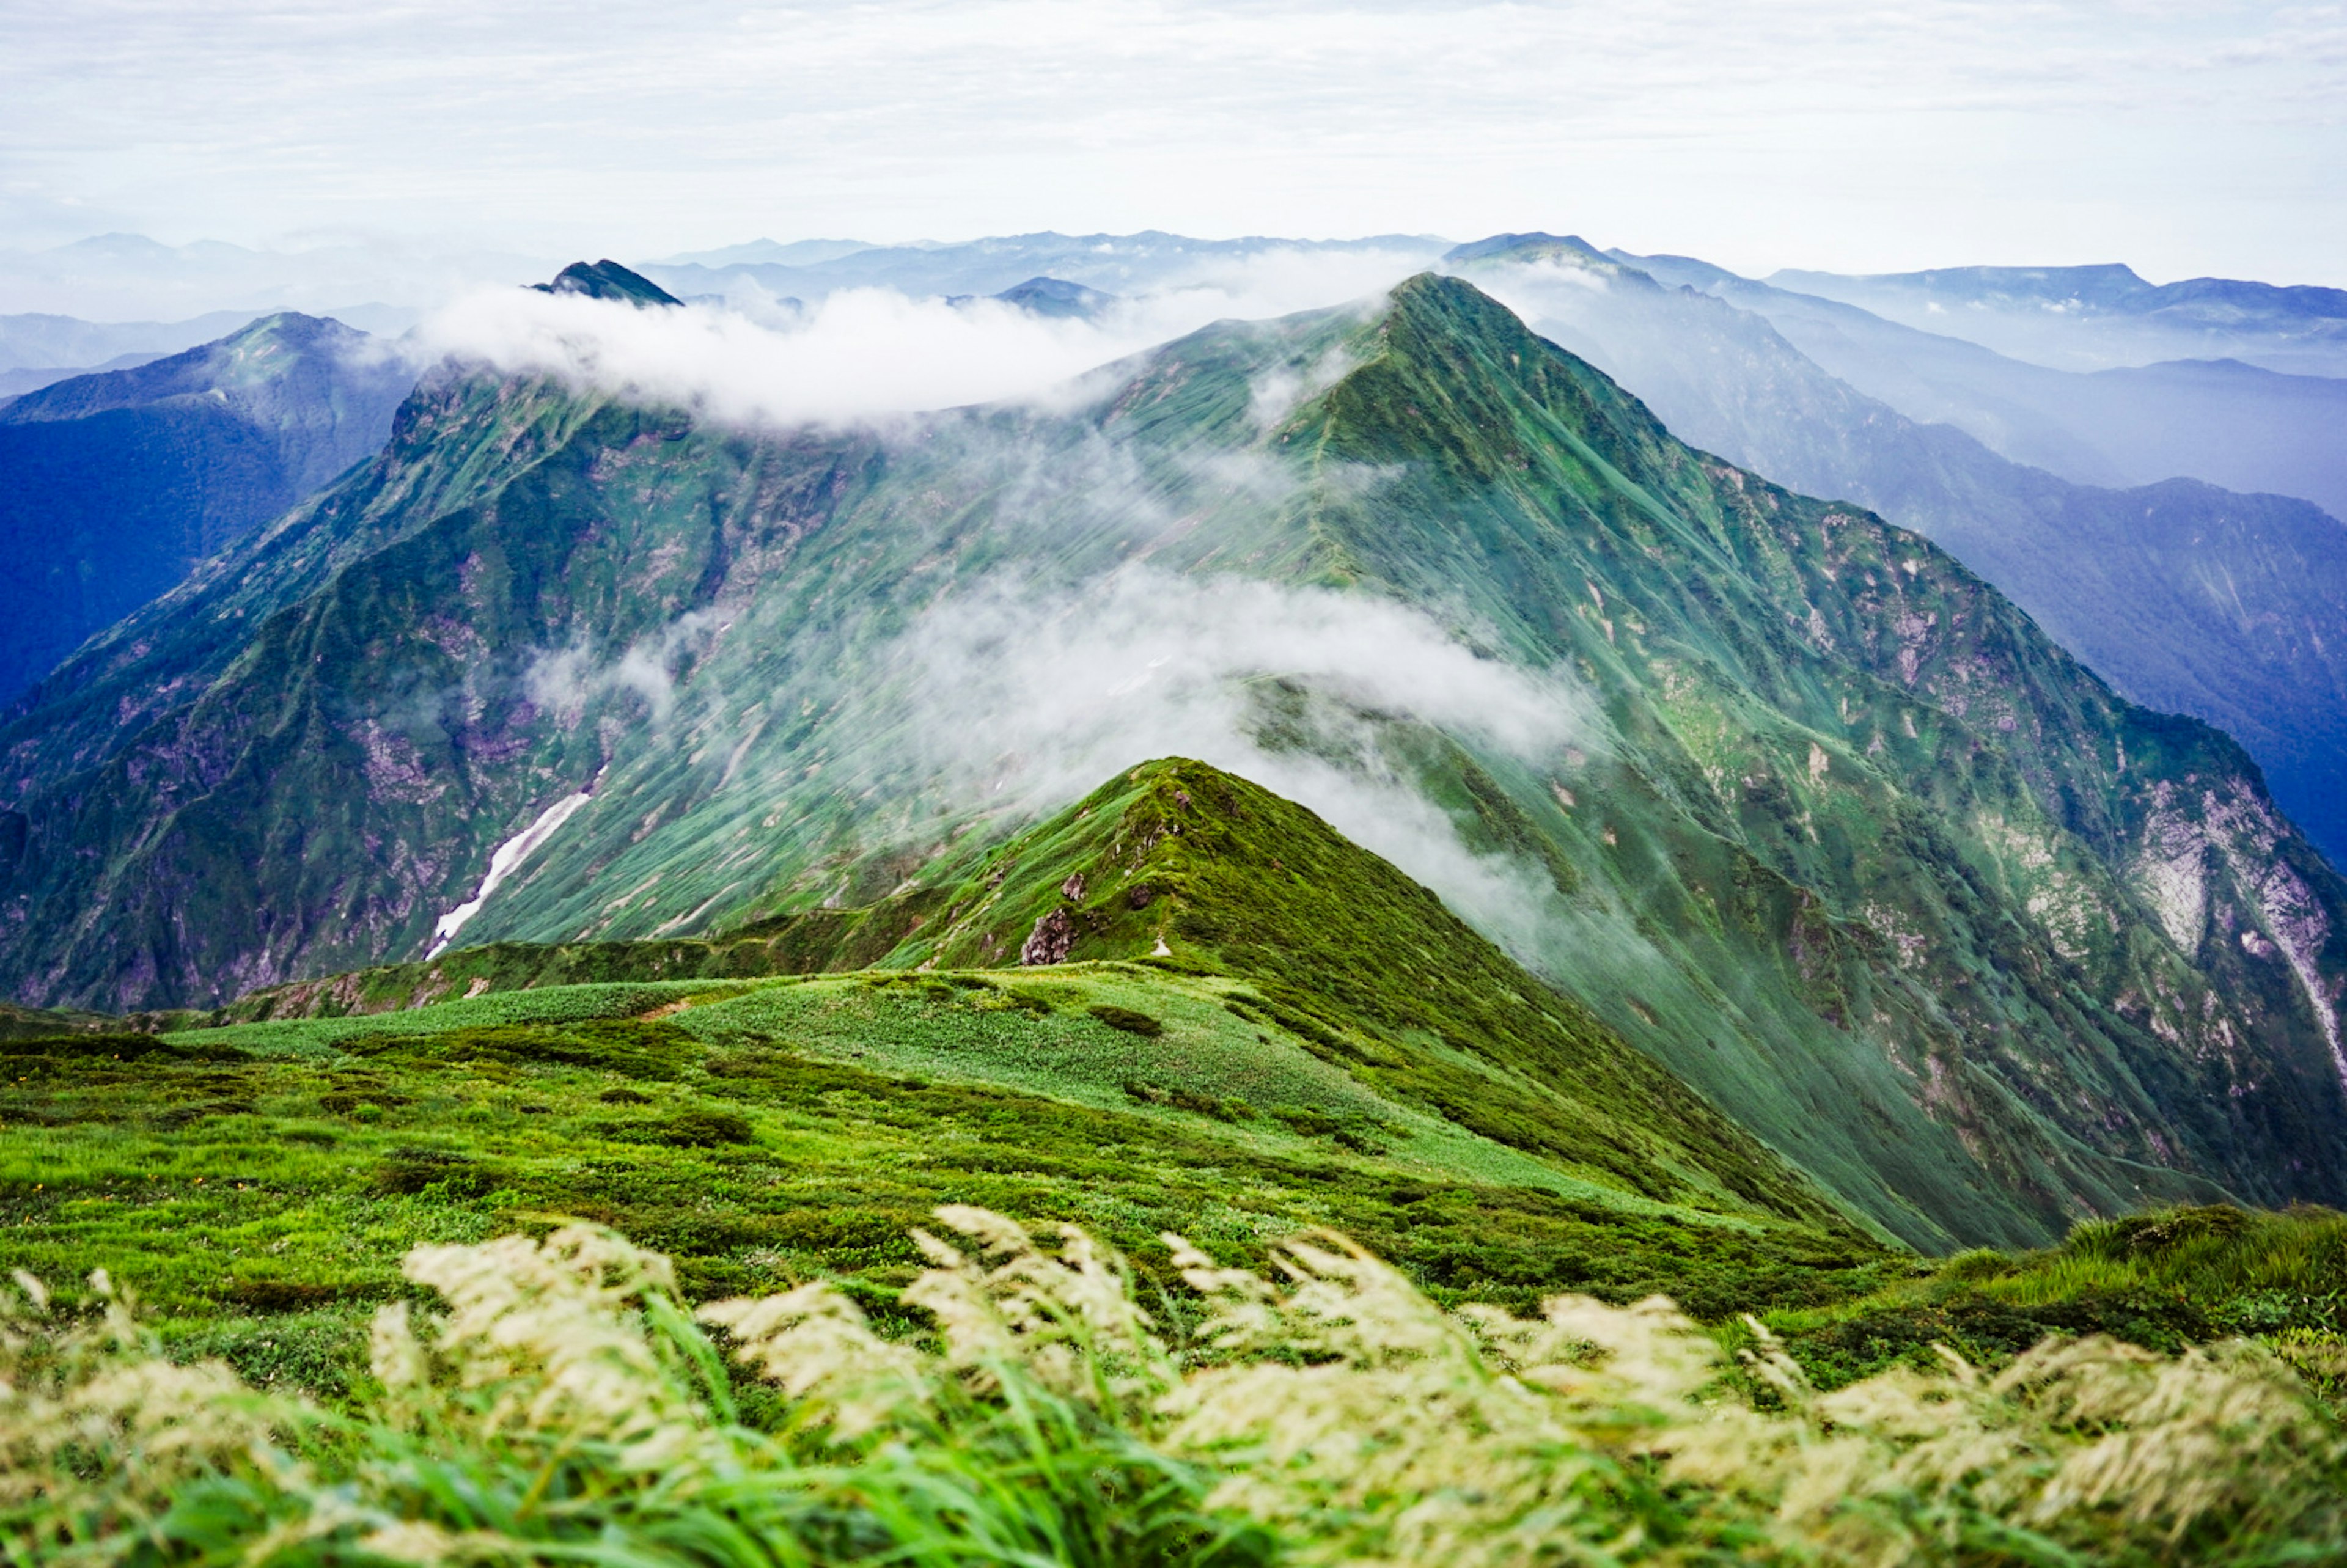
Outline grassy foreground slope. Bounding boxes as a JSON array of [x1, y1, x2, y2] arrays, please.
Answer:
[[5, 1206, 2343, 1568], [0, 759, 1884, 1400]]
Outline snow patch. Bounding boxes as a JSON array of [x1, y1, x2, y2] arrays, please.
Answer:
[[427, 789, 595, 958]]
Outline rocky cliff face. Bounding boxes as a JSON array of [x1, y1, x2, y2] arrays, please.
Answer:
[[0, 274, 2340, 1249]]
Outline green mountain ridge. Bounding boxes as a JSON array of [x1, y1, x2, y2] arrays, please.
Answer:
[[0, 756, 1889, 1353], [1467, 238, 2347, 864], [1, 272, 2342, 1252], [181, 755, 1865, 1237]]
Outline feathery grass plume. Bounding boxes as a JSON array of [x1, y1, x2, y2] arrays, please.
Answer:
[[0, 1267, 316, 1563], [904, 1204, 1174, 1410], [5, 1211, 2346, 1567], [381, 1223, 716, 1470], [1161, 1230, 1734, 1566], [696, 1281, 927, 1440]]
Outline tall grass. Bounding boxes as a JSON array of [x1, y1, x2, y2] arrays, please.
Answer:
[[4, 1210, 2342, 1567]]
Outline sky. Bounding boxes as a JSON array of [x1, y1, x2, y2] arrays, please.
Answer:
[[3, 1, 2345, 290]]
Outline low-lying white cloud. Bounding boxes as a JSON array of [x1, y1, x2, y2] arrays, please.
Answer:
[[891, 568, 1594, 958], [525, 610, 718, 726], [410, 247, 1423, 426]]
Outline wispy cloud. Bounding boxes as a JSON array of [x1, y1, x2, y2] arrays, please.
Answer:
[[410, 253, 1414, 424]]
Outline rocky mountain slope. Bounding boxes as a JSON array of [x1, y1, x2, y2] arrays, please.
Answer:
[[1460, 237, 2347, 866], [1, 272, 2341, 1251], [0, 312, 416, 700]]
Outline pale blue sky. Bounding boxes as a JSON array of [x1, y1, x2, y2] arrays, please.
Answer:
[[4, 1, 2343, 286]]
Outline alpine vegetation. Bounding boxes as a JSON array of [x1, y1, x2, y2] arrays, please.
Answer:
[[5, 1211, 2341, 1567]]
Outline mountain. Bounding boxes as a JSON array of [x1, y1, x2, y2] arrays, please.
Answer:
[[528, 259, 682, 307], [1, 271, 2342, 1253], [638, 229, 1450, 303], [0, 312, 417, 701], [177, 754, 1871, 1245], [1620, 252, 2347, 524], [1454, 237, 2347, 868], [1765, 262, 2347, 376], [14, 755, 1898, 1347], [0, 308, 263, 374], [0, 351, 172, 399], [986, 276, 1117, 317]]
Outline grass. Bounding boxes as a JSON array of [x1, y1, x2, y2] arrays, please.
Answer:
[[0, 964, 1890, 1402], [4, 1209, 2341, 1567], [1748, 1203, 2347, 1402]]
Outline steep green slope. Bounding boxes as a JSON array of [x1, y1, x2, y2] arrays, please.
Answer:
[[2, 272, 2342, 1254], [0, 312, 414, 701], [1478, 239, 2347, 865]]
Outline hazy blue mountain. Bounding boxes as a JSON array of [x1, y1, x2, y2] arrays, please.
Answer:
[[1455, 236, 2347, 865], [639, 230, 1450, 302], [0, 309, 263, 373], [985, 276, 1117, 317], [528, 259, 683, 307], [0, 312, 416, 700], [0, 351, 171, 399], [2, 270, 2341, 1251], [1620, 252, 2347, 522], [1765, 262, 2347, 376]]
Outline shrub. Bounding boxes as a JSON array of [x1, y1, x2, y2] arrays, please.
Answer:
[[666, 1109, 755, 1147], [1088, 1005, 1164, 1037]]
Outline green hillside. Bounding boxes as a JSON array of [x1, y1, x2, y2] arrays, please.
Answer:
[[1, 759, 1889, 1411], [1, 273, 2341, 1255]]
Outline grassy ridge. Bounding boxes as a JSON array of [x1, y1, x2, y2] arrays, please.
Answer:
[[0, 961, 1886, 1402]]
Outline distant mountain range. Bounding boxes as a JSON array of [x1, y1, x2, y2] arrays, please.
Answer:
[[1620, 252, 2347, 526], [0, 312, 415, 700], [1766, 262, 2347, 376], [2, 268, 2340, 1254], [637, 230, 1450, 305]]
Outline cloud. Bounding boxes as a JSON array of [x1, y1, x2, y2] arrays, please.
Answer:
[[407, 252, 1419, 427], [524, 610, 718, 726], [884, 566, 1594, 958], [1248, 342, 1361, 429]]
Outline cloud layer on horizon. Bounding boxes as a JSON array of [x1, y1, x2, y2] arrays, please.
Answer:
[[3, 2, 2341, 291]]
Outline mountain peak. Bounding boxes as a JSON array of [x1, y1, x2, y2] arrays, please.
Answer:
[[529, 259, 681, 307], [992, 275, 1117, 317], [1442, 231, 1614, 268]]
